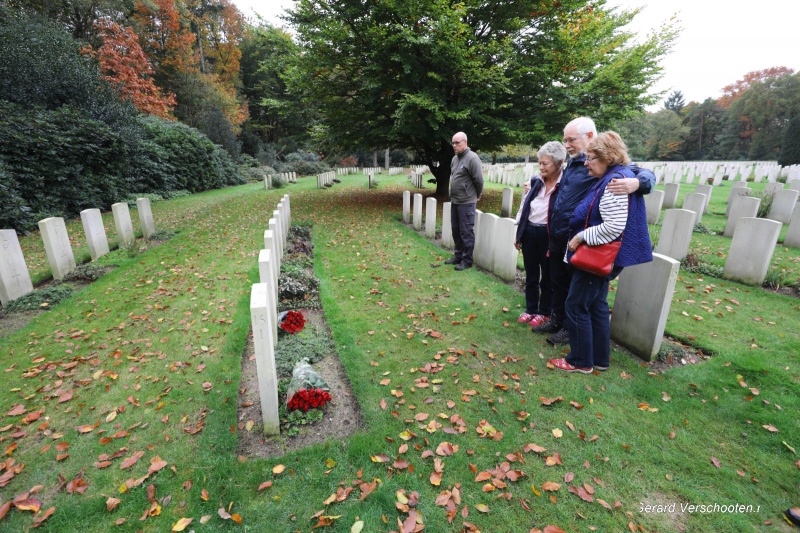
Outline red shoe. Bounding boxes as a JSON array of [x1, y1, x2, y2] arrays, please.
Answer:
[[549, 358, 593, 374], [518, 313, 534, 323], [529, 314, 549, 327]]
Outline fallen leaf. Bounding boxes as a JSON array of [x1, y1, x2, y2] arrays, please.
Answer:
[[171, 517, 193, 531]]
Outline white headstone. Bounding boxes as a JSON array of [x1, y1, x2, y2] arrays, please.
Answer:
[[654, 209, 695, 261], [474, 212, 498, 271], [0, 229, 34, 306], [111, 202, 135, 246], [766, 189, 800, 224], [425, 197, 437, 239], [250, 283, 280, 436], [402, 191, 411, 224], [786, 180, 800, 192], [726, 187, 750, 217], [784, 206, 800, 248], [136, 198, 156, 239], [501, 188, 514, 218], [681, 193, 706, 226], [38, 217, 76, 281], [258, 249, 278, 347], [724, 196, 760, 238], [765, 182, 784, 195], [492, 218, 518, 282], [663, 183, 680, 209], [693, 184, 713, 213], [263, 230, 279, 292], [724, 218, 782, 285], [610, 253, 680, 361], [441, 202, 454, 249], [268, 218, 283, 260], [80, 208, 109, 261], [412, 193, 423, 230], [644, 190, 664, 224]]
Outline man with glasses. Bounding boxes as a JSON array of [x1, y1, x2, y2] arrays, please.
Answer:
[[446, 132, 484, 271], [532, 117, 654, 345]]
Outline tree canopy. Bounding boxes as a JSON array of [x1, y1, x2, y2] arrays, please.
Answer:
[[288, 0, 676, 194]]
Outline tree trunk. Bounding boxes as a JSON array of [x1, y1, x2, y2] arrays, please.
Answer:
[[427, 140, 455, 197], [372, 150, 378, 167], [385, 147, 390, 169]]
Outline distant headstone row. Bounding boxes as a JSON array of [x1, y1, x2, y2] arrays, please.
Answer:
[[1, 199, 156, 307], [265, 172, 297, 189], [317, 171, 336, 189], [638, 161, 799, 186], [250, 194, 291, 437], [483, 163, 526, 188]]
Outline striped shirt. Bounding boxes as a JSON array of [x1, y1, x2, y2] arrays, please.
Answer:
[[578, 188, 628, 245]]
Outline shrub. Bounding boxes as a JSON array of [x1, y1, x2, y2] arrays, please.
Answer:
[[274, 327, 334, 377], [1, 285, 74, 313], [63, 264, 110, 283], [276, 159, 331, 177], [754, 190, 775, 218]]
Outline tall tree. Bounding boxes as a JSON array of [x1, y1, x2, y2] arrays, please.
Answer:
[[85, 18, 177, 118], [644, 109, 686, 160], [288, 0, 676, 195], [717, 66, 795, 109], [680, 98, 726, 160], [778, 116, 800, 167], [663, 90, 685, 114]]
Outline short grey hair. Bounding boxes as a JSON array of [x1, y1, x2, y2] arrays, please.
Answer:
[[565, 116, 597, 138], [536, 141, 567, 165]]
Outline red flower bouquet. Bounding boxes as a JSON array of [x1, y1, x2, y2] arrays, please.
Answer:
[[286, 359, 331, 412], [280, 310, 305, 334]]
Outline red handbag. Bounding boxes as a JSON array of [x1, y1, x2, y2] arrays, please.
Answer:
[[569, 183, 626, 276], [570, 240, 621, 276]]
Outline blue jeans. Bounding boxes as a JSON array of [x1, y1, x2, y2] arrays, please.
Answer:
[[451, 203, 476, 266], [520, 224, 551, 315], [565, 268, 610, 369]]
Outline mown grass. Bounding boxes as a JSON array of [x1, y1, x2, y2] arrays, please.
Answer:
[[0, 172, 798, 532]]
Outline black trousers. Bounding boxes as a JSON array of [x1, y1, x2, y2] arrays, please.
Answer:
[[450, 202, 476, 266], [547, 235, 571, 326], [520, 224, 552, 315]]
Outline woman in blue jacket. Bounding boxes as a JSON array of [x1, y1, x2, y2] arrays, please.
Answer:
[[514, 141, 566, 328]]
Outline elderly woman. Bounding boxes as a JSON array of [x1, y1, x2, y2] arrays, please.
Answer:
[[549, 131, 652, 373], [514, 141, 566, 327]]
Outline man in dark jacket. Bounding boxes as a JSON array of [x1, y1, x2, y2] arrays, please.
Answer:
[[532, 117, 655, 345], [446, 131, 484, 271]]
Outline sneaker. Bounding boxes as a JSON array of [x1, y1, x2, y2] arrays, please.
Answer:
[[529, 314, 549, 327], [549, 357, 593, 374], [546, 328, 570, 345], [454, 262, 472, 271], [444, 257, 460, 265], [518, 313, 534, 324], [594, 365, 609, 372], [532, 319, 560, 334]]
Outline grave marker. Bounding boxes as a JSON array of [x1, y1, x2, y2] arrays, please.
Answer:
[[724, 196, 760, 237], [250, 283, 280, 436], [681, 193, 706, 225], [137, 198, 156, 239], [413, 193, 423, 230], [402, 191, 411, 223], [501, 188, 514, 218], [610, 254, 680, 361], [663, 183, 680, 209], [493, 218, 518, 281], [38, 217, 76, 281], [0, 230, 34, 306], [474, 212, 497, 271], [425, 197, 437, 239], [766, 189, 799, 224], [258, 249, 279, 347], [784, 206, 800, 248], [726, 187, 750, 217], [724, 218, 782, 285], [441, 202, 454, 249], [112, 202, 135, 246], [654, 209, 695, 261], [644, 190, 664, 224], [80, 208, 109, 260]]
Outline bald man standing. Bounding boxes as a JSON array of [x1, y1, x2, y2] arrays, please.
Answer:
[[446, 131, 484, 271]]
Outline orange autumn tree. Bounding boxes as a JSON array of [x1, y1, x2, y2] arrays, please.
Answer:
[[717, 66, 795, 109], [86, 19, 177, 118]]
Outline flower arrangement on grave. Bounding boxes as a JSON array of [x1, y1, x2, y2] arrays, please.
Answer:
[[279, 310, 305, 334], [286, 359, 331, 412]]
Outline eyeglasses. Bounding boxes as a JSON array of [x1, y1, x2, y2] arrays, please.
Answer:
[[452, 140, 464, 145], [563, 134, 584, 144], [585, 155, 599, 163]]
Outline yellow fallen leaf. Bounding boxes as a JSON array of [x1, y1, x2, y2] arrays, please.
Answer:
[[171, 517, 193, 532], [552, 428, 563, 439], [351, 520, 364, 533], [273, 464, 285, 475]]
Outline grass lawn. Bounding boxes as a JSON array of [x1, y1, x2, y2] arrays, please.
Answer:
[[0, 172, 798, 532]]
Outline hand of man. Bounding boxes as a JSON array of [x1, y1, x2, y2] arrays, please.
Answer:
[[514, 241, 522, 251], [607, 177, 640, 195]]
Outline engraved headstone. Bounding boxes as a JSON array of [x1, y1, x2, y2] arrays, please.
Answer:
[[0, 230, 34, 306]]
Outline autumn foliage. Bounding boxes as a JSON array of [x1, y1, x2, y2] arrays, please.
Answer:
[[85, 19, 176, 118]]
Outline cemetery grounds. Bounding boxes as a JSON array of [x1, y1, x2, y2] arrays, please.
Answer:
[[0, 172, 798, 532]]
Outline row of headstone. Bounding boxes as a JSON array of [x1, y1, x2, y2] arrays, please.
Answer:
[[387, 167, 405, 175], [483, 164, 526, 188], [1, 199, 157, 307], [264, 172, 297, 190], [409, 172, 424, 189], [336, 167, 358, 175], [641, 161, 791, 186], [401, 192, 519, 282], [362, 167, 382, 176], [317, 171, 336, 189], [251, 194, 291, 437]]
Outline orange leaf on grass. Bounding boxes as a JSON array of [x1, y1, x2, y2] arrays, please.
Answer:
[[258, 481, 273, 491], [31, 506, 55, 528]]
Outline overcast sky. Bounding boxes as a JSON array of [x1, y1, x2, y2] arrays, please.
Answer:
[[233, 0, 800, 109]]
